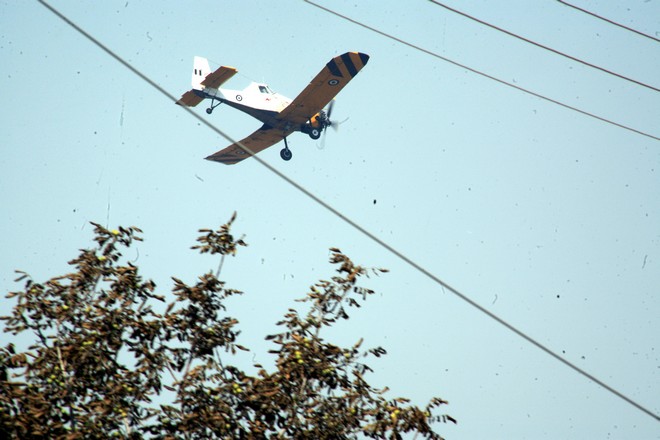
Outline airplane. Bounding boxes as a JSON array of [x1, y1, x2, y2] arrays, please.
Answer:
[[176, 52, 370, 165]]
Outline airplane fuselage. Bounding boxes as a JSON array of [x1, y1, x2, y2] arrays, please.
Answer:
[[201, 82, 324, 133]]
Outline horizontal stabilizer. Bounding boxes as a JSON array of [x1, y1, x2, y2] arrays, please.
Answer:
[[201, 66, 238, 89], [176, 90, 205, 107]]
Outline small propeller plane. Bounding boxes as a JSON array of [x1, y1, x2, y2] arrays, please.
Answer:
[[176, 52, 370, 165]]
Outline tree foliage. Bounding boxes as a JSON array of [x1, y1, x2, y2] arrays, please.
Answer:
[[0, 214, 455, 439]]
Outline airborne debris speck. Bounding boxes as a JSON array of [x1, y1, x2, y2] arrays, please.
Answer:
[[120, 98, 125, 127]]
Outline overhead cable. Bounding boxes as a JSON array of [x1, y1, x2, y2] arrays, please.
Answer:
[[303, 0, 659, 142], [557, 0, 660, 43], [38, 0, 660, 422], [428, 0, 659, 93]]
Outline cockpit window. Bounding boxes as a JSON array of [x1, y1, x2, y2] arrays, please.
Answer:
[[259, 85, 272, 94]]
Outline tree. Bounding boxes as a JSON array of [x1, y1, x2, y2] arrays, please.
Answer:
[[0, 214, 455, 439]]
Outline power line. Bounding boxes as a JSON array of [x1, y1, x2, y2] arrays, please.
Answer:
[[428, 0, 659, 93], [303, 0, 659, 143], [37, 0, 660, 423], [557, 0, 660, 43]]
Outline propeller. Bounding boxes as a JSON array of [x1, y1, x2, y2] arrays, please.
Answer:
[[317, 100, 348, 150]]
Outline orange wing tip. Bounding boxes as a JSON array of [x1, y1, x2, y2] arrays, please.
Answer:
[[205, 154, 240, 165], [326, 52, 370, 78], [355, 52, 370, 65], [205, 145, 253, 165]]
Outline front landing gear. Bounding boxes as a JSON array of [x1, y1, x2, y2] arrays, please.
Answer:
[[280, 148, 292, 161], [280, 136, 292, 161]]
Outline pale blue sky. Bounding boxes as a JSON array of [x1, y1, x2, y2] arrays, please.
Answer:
[[1, 1, 659, 438]]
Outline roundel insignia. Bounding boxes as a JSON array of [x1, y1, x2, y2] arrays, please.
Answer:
[[236, 94, 243, 101], [328, 79, 339, 86]]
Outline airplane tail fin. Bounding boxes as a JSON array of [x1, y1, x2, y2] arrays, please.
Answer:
[[192, 56, 212, 90], [177, 57, 237, 107]]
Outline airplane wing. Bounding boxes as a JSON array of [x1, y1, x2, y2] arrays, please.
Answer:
[[205, 125, 295, 165], [276, 52, 370, 125]]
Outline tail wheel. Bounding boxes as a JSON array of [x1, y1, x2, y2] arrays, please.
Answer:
[[206, 99, 222, 115]]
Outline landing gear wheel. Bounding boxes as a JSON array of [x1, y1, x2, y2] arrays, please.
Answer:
[[309, 128, 321, 140], [280, 148, 292, 161], [206, 108, 213, 114]]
